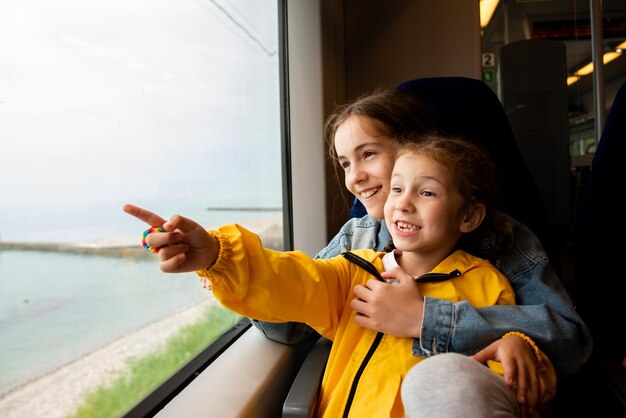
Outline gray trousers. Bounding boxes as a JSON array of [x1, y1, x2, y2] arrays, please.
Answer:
[[401, 353, 539, 418]]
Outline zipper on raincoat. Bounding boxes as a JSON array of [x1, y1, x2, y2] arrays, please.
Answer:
[[339, 251, 462, 417]]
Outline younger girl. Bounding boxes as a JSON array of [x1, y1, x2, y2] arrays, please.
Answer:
[[123, 135, 554, 418]]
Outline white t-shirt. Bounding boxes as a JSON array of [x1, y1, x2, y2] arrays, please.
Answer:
[[381, 249, 403, 284]]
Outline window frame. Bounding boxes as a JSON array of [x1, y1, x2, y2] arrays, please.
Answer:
[[123, 319, 251, 418]]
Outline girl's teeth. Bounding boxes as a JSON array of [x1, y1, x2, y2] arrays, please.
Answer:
[[397, 222, 416, 231], [360, 187, 379, 199]]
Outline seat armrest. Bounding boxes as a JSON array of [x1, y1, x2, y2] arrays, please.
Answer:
[[282, 337, 332, 418]]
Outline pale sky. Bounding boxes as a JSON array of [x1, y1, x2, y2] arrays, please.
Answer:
[[0, 0, 282, 209]]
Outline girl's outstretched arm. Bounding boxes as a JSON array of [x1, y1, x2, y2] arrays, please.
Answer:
[[122, 203, 219, 273]]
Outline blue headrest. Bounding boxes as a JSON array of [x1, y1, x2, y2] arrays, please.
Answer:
[[577, 80, 626, 242], [582, 81, 626, 222], [574, 80, 626, 354]]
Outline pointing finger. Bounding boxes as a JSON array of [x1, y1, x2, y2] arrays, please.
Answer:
[[123, 204, 167, 227]]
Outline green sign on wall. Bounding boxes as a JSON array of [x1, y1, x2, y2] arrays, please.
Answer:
[[483, 69, 494, 83]]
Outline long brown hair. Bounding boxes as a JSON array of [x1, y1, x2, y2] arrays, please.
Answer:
[[325, 88, 435, 162]]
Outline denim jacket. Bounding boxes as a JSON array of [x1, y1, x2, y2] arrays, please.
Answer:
[[252, 214, 593, 378]]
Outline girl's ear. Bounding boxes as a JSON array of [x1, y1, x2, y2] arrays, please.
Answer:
[[459, 203, 486, 233]]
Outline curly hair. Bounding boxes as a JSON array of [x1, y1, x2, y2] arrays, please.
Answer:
[[393, 134, 511, 263]]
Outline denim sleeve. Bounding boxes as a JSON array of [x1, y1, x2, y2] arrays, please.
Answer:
[[315, 216, 383, 259], [415, 220, 593, 379]]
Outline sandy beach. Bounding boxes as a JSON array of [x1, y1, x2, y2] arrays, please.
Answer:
[[0, 298, 217, 418]]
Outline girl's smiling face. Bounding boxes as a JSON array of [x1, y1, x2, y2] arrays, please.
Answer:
[[384, 152, 467, 258], [334, 115, 397, 219]]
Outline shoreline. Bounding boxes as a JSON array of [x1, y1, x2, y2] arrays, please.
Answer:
[[0, 218, 284, 256], [0, 298, 216, 418], [0, 242, 149, 257]]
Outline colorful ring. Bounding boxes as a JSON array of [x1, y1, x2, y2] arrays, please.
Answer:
[[142, 226, 165, 253]]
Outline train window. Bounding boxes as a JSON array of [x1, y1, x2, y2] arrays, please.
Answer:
[[0, 1, 283, 417]]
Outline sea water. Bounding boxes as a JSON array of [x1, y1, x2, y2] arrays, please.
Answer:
[[0, 199, 281, 393]]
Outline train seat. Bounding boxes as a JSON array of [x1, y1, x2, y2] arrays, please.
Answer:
[[282, 76, 552, 418], [574, 78, 625, 360], [561, 79, 626, 416]]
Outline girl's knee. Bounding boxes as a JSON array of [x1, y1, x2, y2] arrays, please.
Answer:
[[403, 352, 498, 391], [402, 353, 521, 418]]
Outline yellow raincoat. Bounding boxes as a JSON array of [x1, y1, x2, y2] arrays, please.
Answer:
[[199, 224, 516, 418]]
